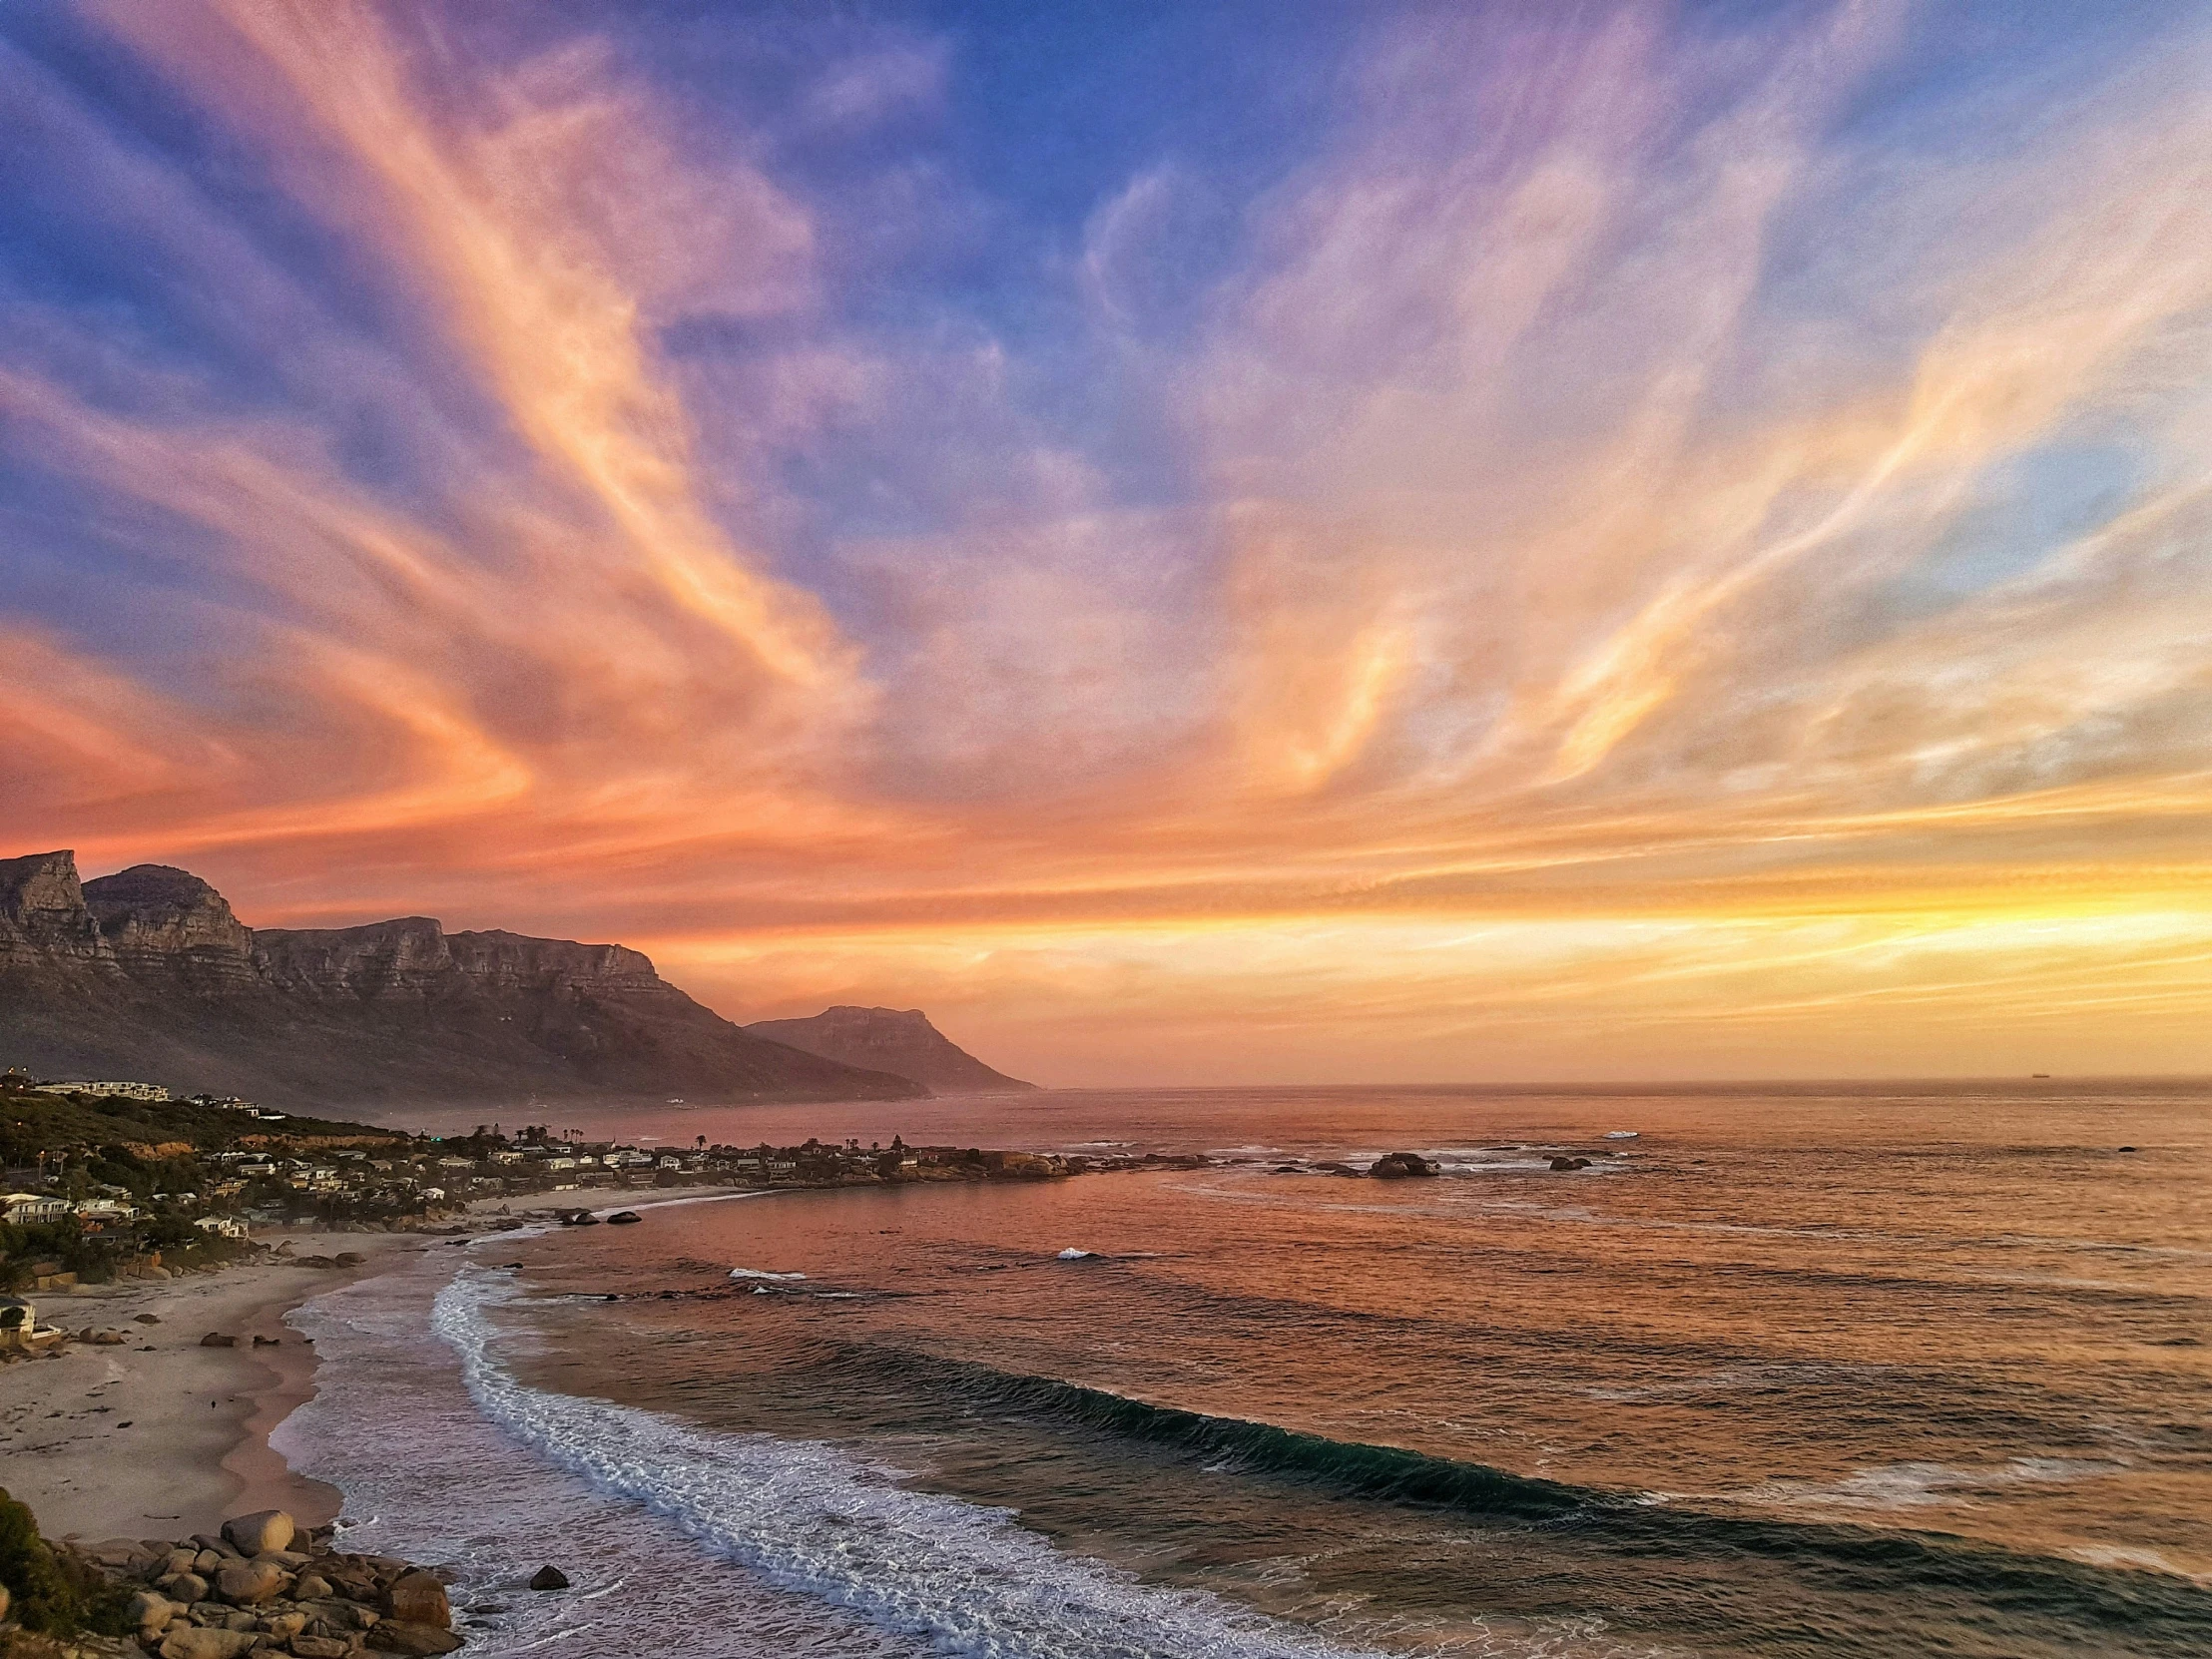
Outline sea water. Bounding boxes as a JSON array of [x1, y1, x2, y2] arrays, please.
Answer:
[[276, 1083, 2212, 1656]]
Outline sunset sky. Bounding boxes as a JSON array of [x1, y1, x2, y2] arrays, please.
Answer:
[[4, 1, 2210, 1085]]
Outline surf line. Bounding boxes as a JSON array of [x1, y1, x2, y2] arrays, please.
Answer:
[[428, 1267, 1375, 1659]]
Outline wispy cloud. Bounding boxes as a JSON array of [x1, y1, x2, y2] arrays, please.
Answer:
[[4, 0, 2209, 1081]]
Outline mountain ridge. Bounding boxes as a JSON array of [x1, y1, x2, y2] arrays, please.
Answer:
[[0, 850, 925, 1108]]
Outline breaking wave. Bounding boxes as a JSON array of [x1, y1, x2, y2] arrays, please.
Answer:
[[431, 1269, 1377, 1659]]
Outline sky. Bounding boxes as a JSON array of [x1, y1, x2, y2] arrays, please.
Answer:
[[4, 0, 2210, 1087]]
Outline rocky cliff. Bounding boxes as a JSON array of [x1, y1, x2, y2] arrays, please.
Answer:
[[85, 863, 262, 991], [0, 850, 924, 1108], [746, 1005, 1036, 1093]]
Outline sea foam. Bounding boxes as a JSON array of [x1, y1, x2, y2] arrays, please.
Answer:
[[433, 1268, 1373, 1659]]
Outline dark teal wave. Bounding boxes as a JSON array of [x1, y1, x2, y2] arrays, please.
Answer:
[[809, 1343, 2212, 1647]]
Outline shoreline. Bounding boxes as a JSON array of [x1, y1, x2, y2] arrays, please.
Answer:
[[0, 1187, 766, 1544], [0, 1231, 420, 1540]]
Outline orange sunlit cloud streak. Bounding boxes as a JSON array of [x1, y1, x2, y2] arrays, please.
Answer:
[[5, 1, 2212, 1083]]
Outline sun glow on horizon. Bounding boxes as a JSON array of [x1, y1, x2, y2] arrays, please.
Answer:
[[5, 1, 2212, 1085]]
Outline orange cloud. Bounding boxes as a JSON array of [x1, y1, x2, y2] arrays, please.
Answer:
[[6, 2, 2212, 1083]]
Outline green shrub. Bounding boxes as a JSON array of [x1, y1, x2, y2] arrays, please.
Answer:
[[0, 1486, 83, 1633]]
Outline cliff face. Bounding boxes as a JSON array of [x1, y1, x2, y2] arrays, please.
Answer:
[[0, 849, 115, 970], [747, 1005, 1036, 1093], [0, 850, 925, 1109], [84, 864, 261, 991]]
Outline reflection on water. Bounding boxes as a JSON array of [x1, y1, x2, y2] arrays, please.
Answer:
[[312, 1085, 2211, 1656]]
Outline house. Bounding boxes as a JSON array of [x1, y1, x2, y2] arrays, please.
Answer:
[[35, 1080, 169, 1101], [72, 1197, 139, 1223], [194, 1216, 249, 1240], [3, 1192, 70, 1226]]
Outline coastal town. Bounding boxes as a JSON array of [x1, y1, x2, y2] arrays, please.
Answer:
[[0, 1070, 1099, 1305]]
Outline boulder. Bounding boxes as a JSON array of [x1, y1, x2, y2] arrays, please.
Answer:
[[91, 1329, 127, 1345], [261, 1610, 308, 1640], [163, 1548, 199, 1577], [135, 1313, 163, 1325], [528, 1565, 569, 1590], [384, 1569, 450, 1627], [128, 1589, 180, 1634], [0, 1581, 8, 1622], [1368, 1152, 1439, 1179], [223, 1509, 296, 1555], [366, 1622, 464, 1656], [157, 1572, 210, 1604], [292, 1573, 333, 1601], [292, 1639, 352, 1658], [1547, 1156, 1592, 1171], [159, 1629, 258, 1659], [334, 1252, 364, 1266], [214, 1558, 285, 1605], [200, 1332, 236, 1348]]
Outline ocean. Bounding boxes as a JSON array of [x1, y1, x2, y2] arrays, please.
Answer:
[[275, 1084, 2212, 1657]]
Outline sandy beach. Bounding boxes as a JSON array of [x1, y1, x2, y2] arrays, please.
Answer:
[[0, 1231, 421, 1541], [0, 1191, 755, 1545]]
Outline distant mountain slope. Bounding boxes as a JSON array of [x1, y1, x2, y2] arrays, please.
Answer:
[[0, 851, 923, 1108], [747, 1005, 1036, 1093]]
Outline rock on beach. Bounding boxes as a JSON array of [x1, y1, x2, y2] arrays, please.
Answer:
[[15, 1506, 465, 1659]]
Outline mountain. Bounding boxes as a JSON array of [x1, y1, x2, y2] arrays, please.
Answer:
[[746, 1005, 1036, 1094], [0, 851, 923, 1108]]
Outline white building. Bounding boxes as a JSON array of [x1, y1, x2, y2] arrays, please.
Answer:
[[3, 1193, 70, 1225], [35, 1080, 169, 1101], [194, 1216, 249, 1239]]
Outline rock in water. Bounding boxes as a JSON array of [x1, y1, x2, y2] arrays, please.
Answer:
[[221, 1508, 295, 1554], [1369, 1152, 1439, 1179], [385, 1569, 451, 1628], [200, 1331, 237, 1348], [529, 1565, 570, 1590]]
